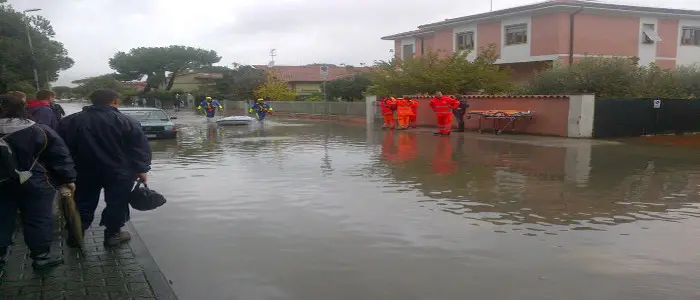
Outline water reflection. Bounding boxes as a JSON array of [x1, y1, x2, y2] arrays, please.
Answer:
[[377, 130, 700, 235]]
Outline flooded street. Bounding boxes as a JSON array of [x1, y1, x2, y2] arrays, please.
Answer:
[[68, 103, 700, 300]]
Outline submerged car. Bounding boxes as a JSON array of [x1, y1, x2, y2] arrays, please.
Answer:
[[118, 107, 178, 139]]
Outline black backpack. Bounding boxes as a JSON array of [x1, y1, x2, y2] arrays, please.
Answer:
[[0, 132, 39, 186], [0, 132, 21, 186]]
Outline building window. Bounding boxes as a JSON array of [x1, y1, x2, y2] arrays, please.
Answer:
[[641, 24, 661, 44], [681, 27, 700, 46], [456, 32, 474, 51], [505, 24, 527, 45], [402, 44, 414, 59]]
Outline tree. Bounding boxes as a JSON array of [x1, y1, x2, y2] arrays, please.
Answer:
[[325, 74, 372, 101], [367, 46, 512, 96], [71, 74, 135, 97], [108, 46, 220, 93], [197, 64, 266, 100], [0, 2, 74, 93], [52, 86, 72, 98], [254, 71, 296, 101]]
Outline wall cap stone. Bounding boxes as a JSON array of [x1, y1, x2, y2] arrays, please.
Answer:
[[401, 95, 570, 100]]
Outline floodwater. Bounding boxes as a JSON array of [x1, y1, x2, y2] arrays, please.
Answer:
[[68, 103, 700, 300]]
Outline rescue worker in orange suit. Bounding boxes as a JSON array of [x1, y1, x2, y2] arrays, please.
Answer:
[[408, 98, 419, 128], [395, 98, 413, 130], [429, 92, 460, 136], [377, 97, 397, 129]]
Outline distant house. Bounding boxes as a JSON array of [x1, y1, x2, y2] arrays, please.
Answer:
[[120, 81, 147, 91], [169, 72, 224, 92], [253, 65, 370, 95], [381, 0, 700, 81]]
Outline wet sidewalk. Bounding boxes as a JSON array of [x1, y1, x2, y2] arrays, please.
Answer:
[[0, 215, 177, 300]]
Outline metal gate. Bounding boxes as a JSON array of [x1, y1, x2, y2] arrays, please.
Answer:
[[593, 98, 700, 138]]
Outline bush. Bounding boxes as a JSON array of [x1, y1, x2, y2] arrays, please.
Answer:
[[367, 45, 513, 96], [295, 92, 325, 102], [254, 71, 296, 101], [525, 56, 700, 98]]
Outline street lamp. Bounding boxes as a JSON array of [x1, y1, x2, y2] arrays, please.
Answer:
[[23, 8, 42, 91]]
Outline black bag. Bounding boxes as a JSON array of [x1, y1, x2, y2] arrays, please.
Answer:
[[0, 128, 45, 187], [129, 180, 167, 211], [0, 133, 20, 186]]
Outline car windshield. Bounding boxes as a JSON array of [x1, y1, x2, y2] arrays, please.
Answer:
[[121, 110, 169, 122]]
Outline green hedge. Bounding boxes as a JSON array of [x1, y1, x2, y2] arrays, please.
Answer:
[[524, 57, 700, 99]]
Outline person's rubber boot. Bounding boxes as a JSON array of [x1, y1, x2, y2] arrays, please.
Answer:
[[104, 230, 132, 248], [30, 250, 64, 271]]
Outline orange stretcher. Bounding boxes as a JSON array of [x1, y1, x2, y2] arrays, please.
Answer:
[[467, 110, 533, 135]]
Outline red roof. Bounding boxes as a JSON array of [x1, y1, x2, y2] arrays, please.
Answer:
[[253, 65, 370, 82]]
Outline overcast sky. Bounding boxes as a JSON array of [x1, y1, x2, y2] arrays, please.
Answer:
[[8, 0, 700, 86]]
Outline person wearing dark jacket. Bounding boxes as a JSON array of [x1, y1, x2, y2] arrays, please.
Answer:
[[58, 89, 152, 248], [0, 94, 76, 272], [452, 97, 470, 132], [49, 97, 66, 120], [26, 90, 59, 130]]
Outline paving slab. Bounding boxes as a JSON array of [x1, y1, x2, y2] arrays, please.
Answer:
[[0, 211, 177, 300]]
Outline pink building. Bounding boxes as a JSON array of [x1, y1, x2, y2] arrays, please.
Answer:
[[381, 0, 700, 80]]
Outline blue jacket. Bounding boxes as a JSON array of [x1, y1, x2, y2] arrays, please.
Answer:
[[198, 100, 222, 118], [57, 105, 152, 180], [250, 103, 272, 115], [26, 100, 59, 130], [0, 118, 76, 188]]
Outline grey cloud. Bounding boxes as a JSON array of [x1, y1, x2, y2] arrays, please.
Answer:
[[6, 0, 700, 85]]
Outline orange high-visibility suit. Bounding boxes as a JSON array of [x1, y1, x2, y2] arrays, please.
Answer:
[[408, 99, 419, 128], [395, 98, 413, 129], [429, 95, 460, 135], [376, 97, 397, 129]]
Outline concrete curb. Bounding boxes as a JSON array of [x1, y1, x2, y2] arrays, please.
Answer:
[[126, 222, 179, 300]]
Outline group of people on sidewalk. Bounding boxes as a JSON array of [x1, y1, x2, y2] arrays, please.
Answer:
[[377, 92, 470, 136], [376, 97, 419, 130], [0, 89, 152, 273]]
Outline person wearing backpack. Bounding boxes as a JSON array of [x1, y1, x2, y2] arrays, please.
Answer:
[[0, 94, 77, 272]]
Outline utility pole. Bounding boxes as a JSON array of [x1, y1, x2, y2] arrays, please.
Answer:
[[320, 66, 329, 102], [23, 8, 42, 91], [490, 0, 493, 12], [268, 49, 276, 68]]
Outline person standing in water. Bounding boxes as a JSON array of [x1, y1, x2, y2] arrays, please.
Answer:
[[197, 96, 223, 119], [249, 99, 273, 123], [429, 92, 460, 136]]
